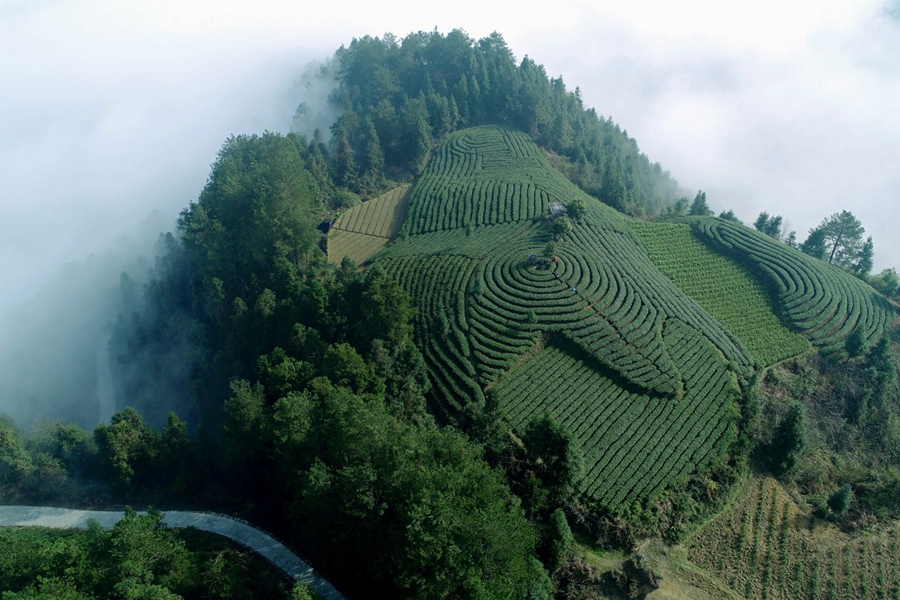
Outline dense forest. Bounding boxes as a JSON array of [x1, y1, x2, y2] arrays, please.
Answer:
[[2, 29, 899, 600]]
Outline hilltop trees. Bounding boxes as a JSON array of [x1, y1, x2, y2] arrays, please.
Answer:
[[809, 210, 866, 267], [754, 212, 784, 239], [329, 29, 682, 216], [688, 190, 712, 216], [799, 211, 876, 278]]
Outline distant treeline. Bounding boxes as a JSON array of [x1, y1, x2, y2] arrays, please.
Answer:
[[306, 29, 683, 217]]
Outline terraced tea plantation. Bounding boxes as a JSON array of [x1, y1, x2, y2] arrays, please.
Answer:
[[327, 185, 410, 264], [694, 219, 894, 358], [629, 221, 809, 367], [688, 478, 900, 600], [378, 126, 753, 506], [369, 125, 894, 509], [494, 336, 738, 506]]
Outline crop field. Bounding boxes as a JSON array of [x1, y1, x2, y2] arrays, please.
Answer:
[[327, 184, 410, 264], [693, 219, 895, 357], [629, 221, 810, 367], [376, 126, 754, 506], [403, 127, 587, 235], [371, 125, 895, 509], [688, 478, 900, 600], [494, 331, 738, 506], [326, 229, 391, 266]]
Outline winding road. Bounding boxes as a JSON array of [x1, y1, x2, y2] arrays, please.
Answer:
[[0, 506, 345, 600]]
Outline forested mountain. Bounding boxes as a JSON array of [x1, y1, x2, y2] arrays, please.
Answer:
[[2, 29, 900, 600], [315, 30, 683, 216]]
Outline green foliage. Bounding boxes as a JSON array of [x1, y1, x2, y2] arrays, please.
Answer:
[[694, 218, 894, 359], [332, 30, 682, 216], [522, 412, 583, 511], [550, 215, 572, 236], [629, 221, 809, 367], [754, 212, 783, 239], [869, 268, 900, 300], [0, 512, 293, 600], [828, 484, 852, 516], [543, 241, 556, 259], [93, 408, 159, 489], [719, 209, 740, 222], [92, 409, 206, 497], [800, 227, 827, 259], [845, 328, 865, 358], [566, 197, 587, 220], [0, 417, 33, 489], [354, 268, 417, 348], [273, 382, 544, 599], [545, 509, 574, 571], [854, 236, 874, 276], [178, 132, 320, 306], [815, 210, 866, 267], [766, 401, 808, 476], [379, 129, 756, 509], [688, 190, 712, 216]]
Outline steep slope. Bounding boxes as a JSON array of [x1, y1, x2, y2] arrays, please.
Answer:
[[687, 478, 900, 600], [327, 184, 411, 265], [629, 221, 810, 367], [692, 218, 894, 358], [376, 125, 752, 507]]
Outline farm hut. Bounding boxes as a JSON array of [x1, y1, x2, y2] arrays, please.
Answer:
[[548, 201, 566, 218]]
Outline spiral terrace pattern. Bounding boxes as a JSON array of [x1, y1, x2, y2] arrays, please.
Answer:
[[377, 125, 759, 507], [695, 219, 894, 357], [0, 506, 345, 600]]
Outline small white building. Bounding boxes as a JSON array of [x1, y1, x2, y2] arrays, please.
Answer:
[[548, 201, 566, 218]]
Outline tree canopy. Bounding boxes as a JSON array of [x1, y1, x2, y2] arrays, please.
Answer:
[[327, 29, 683, 216]]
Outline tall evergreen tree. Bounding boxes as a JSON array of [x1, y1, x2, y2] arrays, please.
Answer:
[[688, 190, 712, 216], [801, 227, 827, 260], [854, 236, 874, 276], [817, 210, 866, 267]]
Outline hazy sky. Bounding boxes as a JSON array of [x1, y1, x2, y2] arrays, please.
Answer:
[[1, 0, 898, 340]]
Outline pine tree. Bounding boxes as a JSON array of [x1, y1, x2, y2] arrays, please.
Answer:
[[688, 190, 712, 216], [853, 236, 874, 276], [827, 484, 852, 516], [801, 228, 827, 260], [767, 401, 808, 476]]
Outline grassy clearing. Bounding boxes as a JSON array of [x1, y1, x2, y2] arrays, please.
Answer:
[[629, 221, 809, 367]]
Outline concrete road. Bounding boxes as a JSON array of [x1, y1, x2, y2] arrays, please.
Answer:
[[0, 505, 345, 600]]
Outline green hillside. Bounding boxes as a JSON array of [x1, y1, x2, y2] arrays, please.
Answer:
[[693, 218, 894, 358], [377, 125, 754, 508], [629, 221, 810, 367]]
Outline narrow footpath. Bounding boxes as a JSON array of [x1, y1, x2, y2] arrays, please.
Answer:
[[0, 506, 345, 600]]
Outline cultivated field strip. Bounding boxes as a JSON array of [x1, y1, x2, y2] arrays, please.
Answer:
[[332, 184, 411, 237], [404, 127, 579, 234], [493, 318, 738, 506], [688, 478, 900, 600], [375, 126, 755, 507], [327, 185, 411, 264], [629, 221, 810, 367], [327, 229, 390, 265], [694, 219, 895, 357], [381, 254, 484, 419]]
